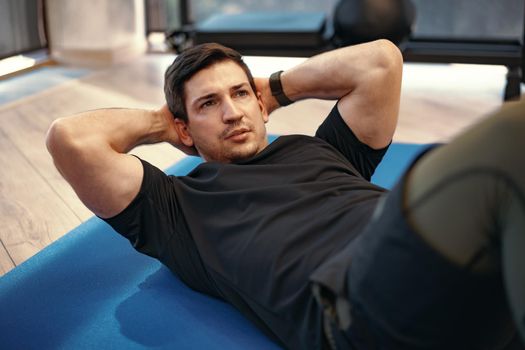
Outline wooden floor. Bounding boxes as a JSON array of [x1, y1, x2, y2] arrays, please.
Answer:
[[0, 53, 509, 277]]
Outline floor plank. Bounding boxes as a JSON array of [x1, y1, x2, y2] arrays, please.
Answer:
[[0, 128, 81, 265], [0, 241, 15, 275], [396, 63, 505, 143]]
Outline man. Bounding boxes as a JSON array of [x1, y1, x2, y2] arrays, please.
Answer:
[[47, 41, 524, 349]]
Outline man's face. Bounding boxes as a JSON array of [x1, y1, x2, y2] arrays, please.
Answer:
[[178, 60, 269, 163]]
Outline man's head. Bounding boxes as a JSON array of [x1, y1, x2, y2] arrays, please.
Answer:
[[164, 43, 269, 163]]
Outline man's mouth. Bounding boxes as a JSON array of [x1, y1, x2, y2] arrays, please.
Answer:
[[224, 127, 251, 140]]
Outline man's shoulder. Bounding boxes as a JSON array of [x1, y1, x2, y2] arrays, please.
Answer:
[[241, 134, 349, 166], [261, 134, 332, 155], [275, 134, 318, 143]]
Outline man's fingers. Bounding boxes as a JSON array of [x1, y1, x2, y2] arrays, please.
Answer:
[[255, 77, 279, 115]]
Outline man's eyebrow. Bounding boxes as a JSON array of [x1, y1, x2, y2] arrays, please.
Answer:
[[191, 83, 250, 107], [192, 93, 217, 107], [231, 82, 249, 91]]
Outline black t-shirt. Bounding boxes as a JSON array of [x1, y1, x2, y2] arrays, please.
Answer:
[[104, 104, 389, 349]]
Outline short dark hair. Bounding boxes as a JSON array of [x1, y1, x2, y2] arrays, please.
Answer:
[[164, 43, 256, 122]]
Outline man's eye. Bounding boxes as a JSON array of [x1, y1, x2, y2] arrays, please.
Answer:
[[235, 90, 248, 97], [201, 100, 215, 108]]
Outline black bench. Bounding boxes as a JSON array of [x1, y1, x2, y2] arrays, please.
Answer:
[[193, 12, 331, 57], [169, 7, 523, 101]]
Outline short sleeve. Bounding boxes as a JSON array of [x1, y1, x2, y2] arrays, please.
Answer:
[[102, 158, 179, 258], [102, 158, 219, 296], [315, 103, 390, 180]]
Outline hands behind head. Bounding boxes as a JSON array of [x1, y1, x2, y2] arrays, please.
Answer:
[[158, 104, 199, 156], [254, 77, 280, 115]]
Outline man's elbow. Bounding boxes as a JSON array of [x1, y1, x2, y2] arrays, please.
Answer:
[[372, 39, 403, 77], [46, 119, 68, 156], [45, 118, 84, 163]]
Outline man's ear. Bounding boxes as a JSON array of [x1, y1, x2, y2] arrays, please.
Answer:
[[256, 91, 270, 123], [174, 118, 194, 147]]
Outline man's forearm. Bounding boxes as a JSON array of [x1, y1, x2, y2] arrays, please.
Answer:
[[47, 108, 170, 156], [279, 39, 401, 103], [46, 107, 176, 186]]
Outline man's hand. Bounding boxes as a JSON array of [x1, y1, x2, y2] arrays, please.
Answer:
[[254, 77, 280, 115], [157, 104, 198, 156]]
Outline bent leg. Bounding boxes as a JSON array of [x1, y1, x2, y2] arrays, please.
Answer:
[[405, 100, 525, 345]]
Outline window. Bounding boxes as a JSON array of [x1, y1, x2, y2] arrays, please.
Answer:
[[145, 0, 338, 33], [190, 0, 337, 23], [411, 0, 523, 41], [0, 0, 47, 59]]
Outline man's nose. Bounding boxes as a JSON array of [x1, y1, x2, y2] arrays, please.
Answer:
[[222, 97, 243, 123]]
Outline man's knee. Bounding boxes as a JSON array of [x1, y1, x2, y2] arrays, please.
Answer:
[[488, 100, 525, 150]]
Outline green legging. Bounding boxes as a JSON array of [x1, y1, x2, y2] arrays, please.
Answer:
[[405, 99, 525, 345]]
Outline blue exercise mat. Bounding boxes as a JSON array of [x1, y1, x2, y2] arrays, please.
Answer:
[[0, 141, 426, 350], [0, 66, 90, 106]]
